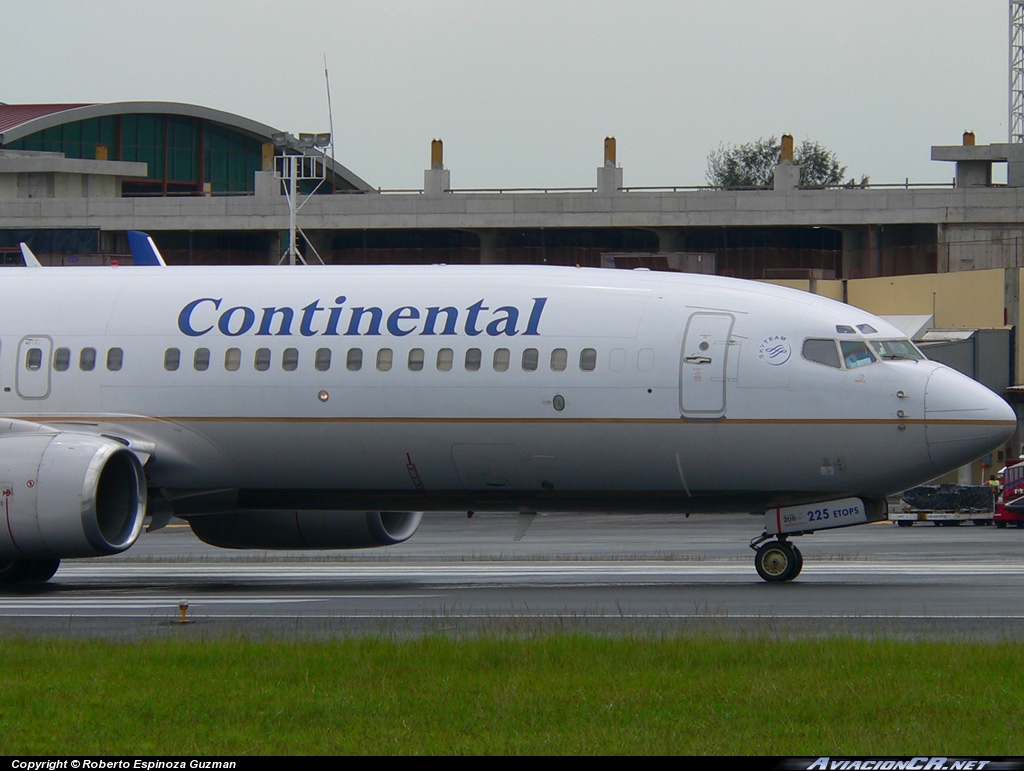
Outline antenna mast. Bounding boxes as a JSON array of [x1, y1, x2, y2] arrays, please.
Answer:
[[324, 54, 337, 190]]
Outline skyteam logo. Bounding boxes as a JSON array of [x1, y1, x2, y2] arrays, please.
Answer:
[[759, 335, 792, 366]]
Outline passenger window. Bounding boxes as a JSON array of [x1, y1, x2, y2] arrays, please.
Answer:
[[193, 348, 210, 371], [493, 348, 510, 372], [408, 348, 424, 371], [282, 348, 299, 371], [550, 348, 568, 372], [254, 348, 271, 372], [225, 348, 241, 372], [80, 347, 96, 372], [465, 348, 481, 372], [841, 341, 876, 369], [347, 348, 363, 371], [437, 348, 453, 371], [315, 348, 332, 372], [53, 347, 70, 372], [580, 348, 597, 371], [164, 348, 180, 372], [522, 348, 539, 371], [106, 348, 123, 372], [802, 339, 841, 369], [376, 348, 393, 372], [25, 348, 42, 371]]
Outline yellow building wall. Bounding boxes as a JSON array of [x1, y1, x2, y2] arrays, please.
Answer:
[[846, 270, 1006, 329]]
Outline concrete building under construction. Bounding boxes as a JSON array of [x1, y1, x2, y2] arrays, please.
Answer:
[[4, 101, 1024, 479]]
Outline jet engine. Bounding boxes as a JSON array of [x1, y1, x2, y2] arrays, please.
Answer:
[[186, 509, 423, 550], [0, 431, 147, 559]]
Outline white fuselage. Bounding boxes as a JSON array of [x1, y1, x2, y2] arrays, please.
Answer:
[[0, 264, 1015, 516]]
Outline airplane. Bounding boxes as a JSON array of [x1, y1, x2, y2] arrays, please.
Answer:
[[0, 235, 1016, 584]]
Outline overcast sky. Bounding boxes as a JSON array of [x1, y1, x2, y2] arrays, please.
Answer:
[[2, 0, 1012, 189]]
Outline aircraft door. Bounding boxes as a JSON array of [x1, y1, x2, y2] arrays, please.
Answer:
[[679, 313, 734, 418], [16, 336, 53, 400]]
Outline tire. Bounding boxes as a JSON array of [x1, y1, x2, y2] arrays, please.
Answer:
[[996, 521, 1008, 529], [755, 540, 799, 582], [790, 544, 804, 578], [897, 520, 913, 527]]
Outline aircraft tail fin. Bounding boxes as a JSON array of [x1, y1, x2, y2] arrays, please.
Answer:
[[18, 243, 42, 268], [127, 231, 167, 266]]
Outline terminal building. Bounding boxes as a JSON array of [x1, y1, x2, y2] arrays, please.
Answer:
[[2, 100, 1023, 480]]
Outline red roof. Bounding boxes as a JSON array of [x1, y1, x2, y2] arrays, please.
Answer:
[[0, 103, 91, 135]]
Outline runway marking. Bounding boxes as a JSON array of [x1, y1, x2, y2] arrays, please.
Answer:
[[0, 594, 441, 609]]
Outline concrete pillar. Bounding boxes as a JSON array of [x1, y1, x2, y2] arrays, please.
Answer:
[[254, 170, 279, 199], [651, 229, 685, 253], [839, 226, 871, 279], [424, 167, 450, 195], [421, 167, 450, 195], [1008, 143, 1024, 187], [956, 161, 993, 188], [596, 166, 622, 194], [773, 159, 800, 191], [475, 230, 506, 264], [424, 138, 450, 195], [596, 136, 622, 194], [266, 233, 282, 265]]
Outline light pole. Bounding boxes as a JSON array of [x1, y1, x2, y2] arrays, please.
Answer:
[[271, 131, 332, 265]]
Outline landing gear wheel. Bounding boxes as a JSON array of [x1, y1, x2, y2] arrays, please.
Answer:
[[755, 540, 801, 582], [791, 544, 803, 577]]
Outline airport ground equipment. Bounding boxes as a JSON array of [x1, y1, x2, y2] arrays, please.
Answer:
[[891, 485, 995, 527], [995, 458, 1024, 527]]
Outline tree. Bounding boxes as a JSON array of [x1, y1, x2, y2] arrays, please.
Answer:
[[705, 136, 865, 188]]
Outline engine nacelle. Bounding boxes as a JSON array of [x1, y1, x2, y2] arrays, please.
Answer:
[[187, 510, 423, 550], [0, 431, 147, 559]]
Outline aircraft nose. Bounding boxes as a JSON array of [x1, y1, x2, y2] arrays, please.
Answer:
[[924, 366, 1017, 475]]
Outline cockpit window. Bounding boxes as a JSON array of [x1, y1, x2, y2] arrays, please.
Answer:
[[802, 339, 841, 369], [869, 339, 926, 361], [840, 340, 876, 369], [835, 325, 856, 334], [856, 324, 878, 334]]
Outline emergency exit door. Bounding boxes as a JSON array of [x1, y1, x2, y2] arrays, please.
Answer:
[[16, 336, 52, 399]]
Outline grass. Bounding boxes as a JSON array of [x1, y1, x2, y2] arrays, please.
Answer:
[[0, 634, 1021, 755]]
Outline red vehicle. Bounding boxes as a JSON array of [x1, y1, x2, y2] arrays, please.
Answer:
[[995, 459, 1024, 528]]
